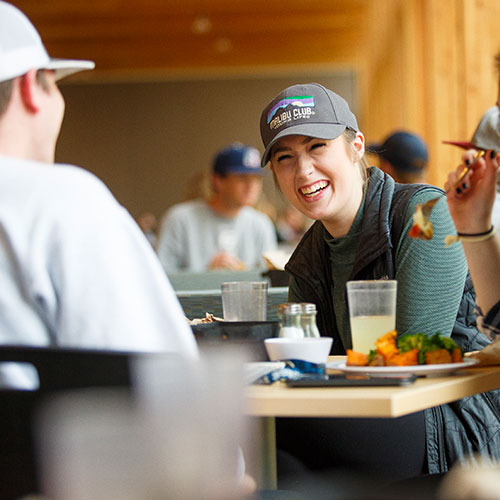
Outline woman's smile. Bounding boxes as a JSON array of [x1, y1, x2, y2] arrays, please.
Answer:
[[299, 180, 330, 199]]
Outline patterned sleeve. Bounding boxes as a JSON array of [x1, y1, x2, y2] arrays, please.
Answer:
[[394, 190, 468, 338]]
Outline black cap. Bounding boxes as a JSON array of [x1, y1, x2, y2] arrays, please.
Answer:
[[370, 131, 428, 173]]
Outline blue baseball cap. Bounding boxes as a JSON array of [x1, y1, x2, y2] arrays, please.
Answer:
[[213, 143, 264, 176], [370, 131, 428, 173]]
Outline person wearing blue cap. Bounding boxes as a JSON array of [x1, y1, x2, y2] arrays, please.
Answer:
[[156, 142, 277, 272], [369, 131, 429, 184]]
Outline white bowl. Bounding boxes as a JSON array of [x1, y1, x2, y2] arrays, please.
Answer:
[[264, 337, 333, 364]]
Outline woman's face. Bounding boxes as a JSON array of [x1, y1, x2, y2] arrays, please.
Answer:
[[269, 133, 365, 236]]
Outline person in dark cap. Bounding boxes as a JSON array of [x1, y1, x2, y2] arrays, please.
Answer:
[[259, 82, 496, 491], [156, 142, 277, 272], [369, 131, 429, 184]]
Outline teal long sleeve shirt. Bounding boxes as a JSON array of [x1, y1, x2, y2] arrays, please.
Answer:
[[289, 189, 468, 344]]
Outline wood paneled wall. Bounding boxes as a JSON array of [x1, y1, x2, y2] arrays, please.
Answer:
[[12, 0, 500, 205], [362, 0, 500, 187]]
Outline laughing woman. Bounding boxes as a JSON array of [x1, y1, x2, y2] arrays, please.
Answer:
[[259, 83, 499, 488]]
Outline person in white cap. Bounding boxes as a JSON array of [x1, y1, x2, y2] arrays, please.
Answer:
[[259, 83, 499, 489], [0, 1, 199, 386]]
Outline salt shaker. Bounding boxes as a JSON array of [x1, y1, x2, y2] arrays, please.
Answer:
[[277, 303, 305, 339], [300, 303, 321, 338]]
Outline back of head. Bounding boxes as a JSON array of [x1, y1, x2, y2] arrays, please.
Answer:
[[0, 1, 94, 84], [212, 143, 262, 177], [370, 131, 428, 183]]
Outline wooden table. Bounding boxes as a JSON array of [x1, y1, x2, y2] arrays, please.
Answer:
[[245, 356, 500, 488]]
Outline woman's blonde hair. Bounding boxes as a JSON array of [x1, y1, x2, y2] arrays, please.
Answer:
[[342, 128, 369, 181]]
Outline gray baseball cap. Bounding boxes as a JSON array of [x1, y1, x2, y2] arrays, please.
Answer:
[[259, 83, 359, 167], [443, 106, 500, 151]]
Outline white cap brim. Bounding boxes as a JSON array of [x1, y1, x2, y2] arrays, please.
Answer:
[[46, 58, 95, 81]]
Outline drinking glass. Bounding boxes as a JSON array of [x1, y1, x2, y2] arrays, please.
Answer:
[[221, 281, 268, 321], [346, 280, 397, 354]]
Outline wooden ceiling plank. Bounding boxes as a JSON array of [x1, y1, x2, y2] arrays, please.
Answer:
[[33, 12, 364, 41]]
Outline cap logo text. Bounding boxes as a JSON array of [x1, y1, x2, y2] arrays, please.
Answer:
[[267, 95, 315, 130]]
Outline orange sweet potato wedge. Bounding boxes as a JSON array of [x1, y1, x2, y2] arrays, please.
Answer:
[[376, 330, 399, 362], [451, 347, 463, 363], [386, 348, 419, 366], [346, 349, 369, 366], [425, 349, 452, 365]]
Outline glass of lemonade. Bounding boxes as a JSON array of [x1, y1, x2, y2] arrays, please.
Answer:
[[346, 280, 397, 354]]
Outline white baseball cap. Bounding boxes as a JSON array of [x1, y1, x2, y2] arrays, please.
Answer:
[[0, 1, 95, 83]]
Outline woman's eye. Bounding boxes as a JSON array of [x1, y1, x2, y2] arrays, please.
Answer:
[[310, 142, 326, 151], [276, 154, 292, 162]]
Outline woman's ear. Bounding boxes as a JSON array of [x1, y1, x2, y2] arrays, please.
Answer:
[[352, 132, 365, 160]]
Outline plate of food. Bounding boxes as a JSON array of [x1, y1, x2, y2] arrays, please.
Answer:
[[327, 358, 479, 377], [327, 331, 480, 376]]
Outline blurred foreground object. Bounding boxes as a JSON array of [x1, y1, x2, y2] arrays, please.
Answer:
[[37, 348, 251, 500], [467, 336, 500, 366], [438, 454, 500, 500]]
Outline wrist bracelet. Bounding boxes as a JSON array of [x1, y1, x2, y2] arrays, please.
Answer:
[[457, 226, 496, 242], [444, 226, 496, 247], [456, 226, 494, 237]]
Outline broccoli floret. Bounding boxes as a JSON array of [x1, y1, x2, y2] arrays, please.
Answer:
[[425, 333, 460, 353], [397, 332, 461, 364], [397, 332, 428, 352]]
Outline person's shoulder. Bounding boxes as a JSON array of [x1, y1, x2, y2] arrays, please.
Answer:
[[393, 183, 445, 216], [240, 205, 274, 223], [401, 183, 443, 203], [165, 199, 206, 218], [0, 156, 113, 201]]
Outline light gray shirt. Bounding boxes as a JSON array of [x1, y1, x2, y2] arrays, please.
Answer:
[[0, 155, 198, 386], [156, 199, 278, 273]]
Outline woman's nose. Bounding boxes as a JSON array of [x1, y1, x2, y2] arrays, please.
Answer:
[[296, 154, 314, 177]]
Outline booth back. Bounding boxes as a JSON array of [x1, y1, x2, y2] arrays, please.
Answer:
[[167, 270, 268, 292]]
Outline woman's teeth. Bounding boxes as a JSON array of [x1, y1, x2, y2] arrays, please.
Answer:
[[300, 180, 328, 197]]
